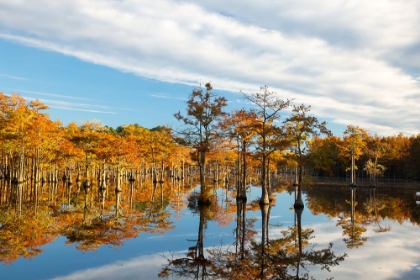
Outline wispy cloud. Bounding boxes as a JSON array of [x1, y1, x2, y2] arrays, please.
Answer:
[[150, 94, 186, 101], [12, 88, 91, 100], [22, 96, 119, 115], [49, 106, 118, 114], [0, 73, 27, 81], [4, 88, 133, 115], [0, 0, 419, 135]]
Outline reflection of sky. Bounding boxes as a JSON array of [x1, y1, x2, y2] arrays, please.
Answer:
[[305, 220, 420, 280], [47, 220, 420, 280], [2, 189, 420, 280], [50, 253, 176, 280]]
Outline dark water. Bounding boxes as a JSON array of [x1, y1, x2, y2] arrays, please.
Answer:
[[1, 178, 420, 280]]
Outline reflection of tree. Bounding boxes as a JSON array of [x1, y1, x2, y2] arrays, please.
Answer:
[[61, 180, 174, 251], [305, 184, 420, 228], [205, 197, 346, 279], [159, 194, 214, 279], [234, 196, 257, 259], [336, 187, 368, 249], [0, 174, 188, 264], [0, 182, 56, 264], [267, 204, 347, 279], [159, 185, 235, 279], [205, 199, 262, 280], [363, 189, 391, 233], [61, 196, 132, 251], [0, 214, 55, 264]]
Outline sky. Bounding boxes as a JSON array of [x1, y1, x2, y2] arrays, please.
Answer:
[[0, 0, 420, 137]]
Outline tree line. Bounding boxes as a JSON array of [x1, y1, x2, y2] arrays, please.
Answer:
[[1, 86, 419, 201]]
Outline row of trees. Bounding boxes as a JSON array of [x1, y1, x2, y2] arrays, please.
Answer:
[[0, 92, 198, 187], [1, 86, 420, 205], [172, 83, 420, 207], [174, 84, 330, 206]]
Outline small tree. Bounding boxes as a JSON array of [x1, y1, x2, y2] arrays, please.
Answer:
[[285, 104, 331, 208], [242, 86, 290, 205], [364, 135, 388, 185], [219, 109, 258, 200], [174, 83, 227, 203], [340, 125, 368, 184]]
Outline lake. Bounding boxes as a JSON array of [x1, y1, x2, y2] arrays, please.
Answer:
[[1, 177, 420, 280]]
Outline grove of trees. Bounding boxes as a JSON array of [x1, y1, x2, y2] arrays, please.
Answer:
[[1, 85, 420, 208]]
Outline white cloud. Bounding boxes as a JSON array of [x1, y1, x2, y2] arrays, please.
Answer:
[[0, 0, 419, 135]]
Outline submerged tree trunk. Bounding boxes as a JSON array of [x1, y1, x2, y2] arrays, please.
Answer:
[[294, 165, 304, 209]]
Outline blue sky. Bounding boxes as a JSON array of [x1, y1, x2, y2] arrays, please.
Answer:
[[1, 0, 419, 136]]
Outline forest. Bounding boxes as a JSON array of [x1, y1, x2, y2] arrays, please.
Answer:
[[0, 84, 420, 188], [1, 84, 420, 193]]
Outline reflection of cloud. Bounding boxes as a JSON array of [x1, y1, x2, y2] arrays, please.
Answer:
[[50, 253, 172, 280], [305, 219, 420, 280], [0, 1, 419, 135], [45, 217, 420, 280]]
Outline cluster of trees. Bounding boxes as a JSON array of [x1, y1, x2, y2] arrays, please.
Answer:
[[0, 92, 196, 186], [172, 83, 420, 206], [174, 84, 330, 206], [1, 85, 420, 204], [307, 126, 420, 182]]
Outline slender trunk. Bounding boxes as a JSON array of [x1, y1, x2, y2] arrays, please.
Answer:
[[260, 133, 269, 205], [267, 158, 271, 197], [260, 204, 269, 278], [160, 159, 164, 183], [351, 144, 355, 184], [242, 142, 247, 198]]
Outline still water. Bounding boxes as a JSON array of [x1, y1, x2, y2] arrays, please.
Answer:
[[1, 177, 420, 280]]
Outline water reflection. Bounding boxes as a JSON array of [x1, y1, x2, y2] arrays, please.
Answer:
[[0, 174, 180, 261], [160, 184, 347, 279], [336, 186, 368, 248], [159, 196, 212, 279], [0, 176, 420, 279]]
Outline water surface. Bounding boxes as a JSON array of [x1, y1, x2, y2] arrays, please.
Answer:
[[1, 178, 420, 279]]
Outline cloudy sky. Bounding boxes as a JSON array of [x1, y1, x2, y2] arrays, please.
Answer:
[[0, 0, 419, 136]]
